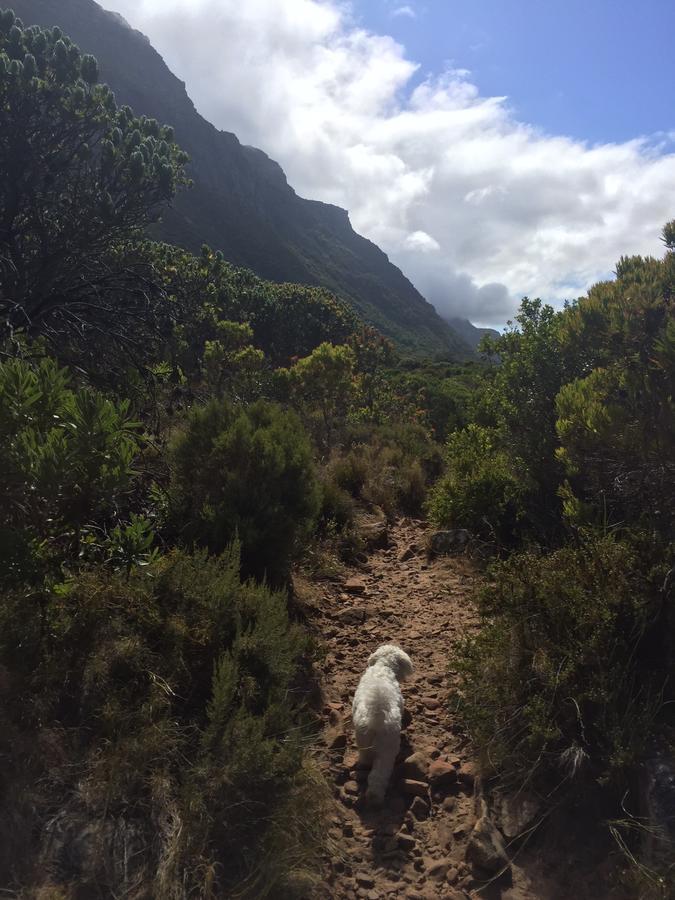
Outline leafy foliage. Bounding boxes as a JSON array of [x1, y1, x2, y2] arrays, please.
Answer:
[[278, 341, 357, 451], [152, 242, 358, 374], [168, 399, 321, 584], [0, 354, 141, 584], [0, 13, 188, 341], [428, 424, 528, 543]]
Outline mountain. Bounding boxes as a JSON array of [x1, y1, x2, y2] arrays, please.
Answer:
[[10, 0, 474, 360], [445, 317, 499, 351]]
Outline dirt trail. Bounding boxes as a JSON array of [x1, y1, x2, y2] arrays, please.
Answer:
[[298, 517, 542, 900]]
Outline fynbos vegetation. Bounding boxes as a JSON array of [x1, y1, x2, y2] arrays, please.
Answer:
[[1, 5, 673, 897]]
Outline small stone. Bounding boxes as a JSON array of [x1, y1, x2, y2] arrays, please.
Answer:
[[458, 761, 478, 787], [343, 822, 354, 837], [397, 832, 416, 851], [326, 728, 347, 750], [399, 545, 417, 562], [446, 866, 459, 885], [344, 780, 359, 795], [399, 751, 431, 782], [465, 816, 510, 874], [344, 577, 367, 594], [495, 791, 541, 840], [453, 824, 468, 839], [442, 796, 456, 813], [426, 857, 451, 881], [428, 759, 458, 793], [409, 795, 430, 821], [421, 696, 440, 710], [343, 750, 359, 769], [355, 872, 375, 889], [337, 607, 367, 625], [401, 779, 429, 799], [429, 529, 469, 556]]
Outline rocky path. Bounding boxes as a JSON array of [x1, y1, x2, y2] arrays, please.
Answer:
[[298, 517, 540, 900]]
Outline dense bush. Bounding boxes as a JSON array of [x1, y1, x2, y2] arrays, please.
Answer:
[[0, 546, 324, 896], [0, 355, 141, 584], [168, 399, 321, 584], [457, 533, 673, 787], [428, 424, 528, 543]]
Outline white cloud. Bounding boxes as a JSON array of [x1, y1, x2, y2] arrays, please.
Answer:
[[391, 5, 416, 19], [103, 0, 675, 327]]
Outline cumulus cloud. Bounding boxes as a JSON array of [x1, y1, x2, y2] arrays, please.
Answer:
[[104, 0, 675, 326]]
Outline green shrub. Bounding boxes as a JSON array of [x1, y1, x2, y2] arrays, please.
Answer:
[[0, 355, 141, 584], [428, 424, 528, 543], [0, 546, 324, 895], [317, 478, 356, 533], [168, 399, 320, 584], [456, 533, 673, 789]]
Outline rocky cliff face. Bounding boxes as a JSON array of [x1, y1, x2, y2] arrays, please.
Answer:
[[11, 0, 474, 360]]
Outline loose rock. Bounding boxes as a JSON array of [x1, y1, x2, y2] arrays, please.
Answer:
[[401, 779, 429, 799], [465, 816, 510, 874], [429, 759, 458, 794]]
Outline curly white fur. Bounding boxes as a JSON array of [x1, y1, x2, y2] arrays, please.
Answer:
[[352, 644, 413, 804]]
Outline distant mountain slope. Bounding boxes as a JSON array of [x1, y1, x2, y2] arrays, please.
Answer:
[[446, 317, 499, 351], [11, 0, 474, 360]]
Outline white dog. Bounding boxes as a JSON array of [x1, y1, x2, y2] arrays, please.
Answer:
[[352, 644, 413, 804]]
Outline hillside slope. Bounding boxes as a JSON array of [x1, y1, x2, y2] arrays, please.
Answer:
[[11, 0, 473, 360]]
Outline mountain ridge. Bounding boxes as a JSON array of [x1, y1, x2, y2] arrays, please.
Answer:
[[10, 0, 474, 360]]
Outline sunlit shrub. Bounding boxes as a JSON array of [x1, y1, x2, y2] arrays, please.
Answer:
[[427, 424, 528, 543]]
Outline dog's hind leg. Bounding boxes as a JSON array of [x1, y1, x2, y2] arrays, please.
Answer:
[[354, 724, 375, 768], [366, 726, 400, 805]]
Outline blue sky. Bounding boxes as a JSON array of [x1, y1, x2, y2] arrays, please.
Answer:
[[106, 0, 675, 326], [362, 0, 675, 145]]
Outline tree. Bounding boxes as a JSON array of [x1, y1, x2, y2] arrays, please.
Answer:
[[556, 225, 675, 534], [479, 298, 568, 536], [281, 341, 357, 451], [0, 12, 188, 341]]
